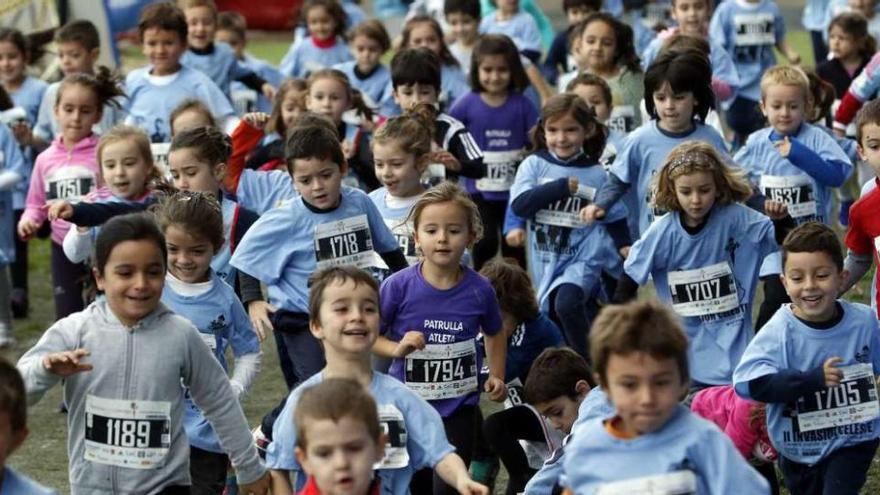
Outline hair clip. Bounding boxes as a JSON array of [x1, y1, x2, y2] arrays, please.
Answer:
[[667, 151, 706, 174]]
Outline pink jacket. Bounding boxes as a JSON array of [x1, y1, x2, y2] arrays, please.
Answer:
[[21, 135, 100, 245], [691, 385, 777, 462]]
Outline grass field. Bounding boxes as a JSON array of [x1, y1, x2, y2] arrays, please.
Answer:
[[3, 26, 880, 495]]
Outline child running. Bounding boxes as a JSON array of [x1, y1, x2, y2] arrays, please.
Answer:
[[16, 212, 269, 494], [0, 97, 25, 348], [17, 70, 124, 320], [734, 222, 880, 495], [279, 0, 353, 79], [511, 93, 629, 359], [333, 20, 394, 112], [374, 182, 507, 494], [156, 191, 261, 494], [563, 300, 771, 494], [449, 33, 537, 269]]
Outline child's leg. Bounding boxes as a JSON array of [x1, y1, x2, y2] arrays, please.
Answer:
[[0, 266, 12, 346], [155, 485, 192, 494], [272, 330, 296, 390], [755, 276, 790, 331], [50, 242, 86, 319], [810, 30, 828, 65], [433, 405, 478, 495], [271, 312, 326, 388], [10, 209, 28, 317], [778, 455, 822, 494], [753, 462, 780, 495], [483, 406, 547, 495], [820, 438, 879, 494], [189, 446, 228, 495], [471, 197, 505, 271], [550, 283, 590, 359]]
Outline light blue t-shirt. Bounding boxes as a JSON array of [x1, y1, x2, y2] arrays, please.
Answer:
[[0, 466, 57, 495], [368, 187, 420, 265], [803, 0, 830, 31], [734, 301, 880, 464], [162, 273, 260, 453], [0, 118, 27, 266], [625, 203, 777, 385], [610, 121, 728, 236], [511, 150, 626, 308], [229, 54, 282, 115], [230, 187, 398, 313], [9, 75, 47, 209], [479, 11, 542, 55], [267, 371, 455, 494], [235, 168, 296, 215], [124, 65, 235, 143], [279, 36, 353, 79], [333, 61, 394, 111], [564, 405, 770, 494], [709, 0, 785, 102], [181, 41, 257, 99]]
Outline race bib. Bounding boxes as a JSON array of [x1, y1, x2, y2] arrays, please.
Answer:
[[760, 175, 816, 218], [385, 218, 418, 265], [504, 377, 526, 408], [733, 13, 775, 46], [596, 470, 697, 495], [198, 332, 217, 352], [150, 142, 171, 177], [668, 262, 739, 318], [375, 404, 410, 469], [314, 215, 383, 270], [607, 106, 636, 134], [476, 150, 520, 192], [405, 340, 478, 400], [795, 363, 880, 433], [232, 88, 258, 115], [534, 179, 595, 229], [84, 395, 171, 469], [44, 166, 95, 202]]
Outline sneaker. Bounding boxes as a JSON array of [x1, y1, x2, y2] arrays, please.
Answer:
[[252, 426, 269, 459], [10, 289, 27, 319]]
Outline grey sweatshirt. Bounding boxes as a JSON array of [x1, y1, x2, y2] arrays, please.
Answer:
[[17, 301, 265, 494]]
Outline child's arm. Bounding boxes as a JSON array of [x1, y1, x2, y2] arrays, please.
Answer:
[[745, 357, 842, 404], [62, 226, 93, 264], [445, 128, 486, 179], [842, 250, 872, 294], [581, 173, 629, 223], [228, 300, 263, 398], [226, 113, 269, 194], [269, 470, 292, 494], [776, 136, 851, 187], [17, 158, 49, 240], [834, 52, 880, 131], [65, 199, 154, 227], [372, 332, 426, 358], [695, 425, 772, 495], [435, 453, 489, 495], [511, 177, 575, 218], [775, 39, 801, 65], [16, 318, 90, 405], [379, 249, 409, 273], [482, 331, 507, 402]]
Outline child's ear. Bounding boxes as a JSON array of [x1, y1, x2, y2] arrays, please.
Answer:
[[295, 446, 311, 474], [88, 47, 100, 64], [574, 379, 591, 400], [309, 319, 324, 340], [857, 142, 867, 162], [93, 267, 105, 292], [213, 162, 228, 181], [759, 98, 768, 117]]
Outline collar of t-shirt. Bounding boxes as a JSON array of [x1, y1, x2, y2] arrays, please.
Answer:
[[166, 272, 213, 297], [656, 121, 696, 139], [302, 195, 342, 213], [189, 43, 215, 56], [353, 64, 381, 80], [385, 192, 420, 210], [604, 416, 637, 440], [793, 301, 844, 330], [769, 125, 805, 141], [147, 70, 182, 86], [734, 0, 763, 9], [538, 149, 595, 168], [311, 35, 336, 49], [679, 206, 712, 235]]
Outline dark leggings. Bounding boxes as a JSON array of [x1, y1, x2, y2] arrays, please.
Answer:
[[483, 406, 546, 495], [778, 439, 878, 495], [10, 210, 28, 294], [157, 486, 191, 494], [754, 461, 780, 495], [410, 405, 477, 495], [755, 276, 790, 332], [471, 197, 525, 270], [50, 241, 86, 320], [189, 446, 228, 495], [550, 283, 593, 360]]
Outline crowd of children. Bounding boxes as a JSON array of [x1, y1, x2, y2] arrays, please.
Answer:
[[4, 0, 880, 493]]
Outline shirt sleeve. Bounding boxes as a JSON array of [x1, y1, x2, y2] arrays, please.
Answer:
[[479, 280, 503, 336], [62, 227, 93, 264], [401, 392, 456, 468], [16, 314, 83, 405], [229, 210, 296, 285], [622, 223, 664, 285], [379, 276, 402, 337]]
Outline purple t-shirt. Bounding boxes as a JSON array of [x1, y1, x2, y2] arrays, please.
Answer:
[[448, 91, 539, 201], [380, 263, 503, 417]]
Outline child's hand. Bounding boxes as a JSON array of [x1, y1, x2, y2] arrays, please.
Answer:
[[431, 150, 462, 172], [342, 140, 355, 159], [579, 204, 605, 224], [505, 228, 526, 248], [11, 121, 32, 147], [823, 357, 844, 387], [619, 245, 631, 259], [764, 200, 788, 219], [261, 83, 276, 101], [568, 177, 579, 195], [787, 51, 801, 65], [247, 300, 277, 342], [394, 331, 426, 357], [456, 478, 489, 495], [774, 136, 791, 158], [242, 112, 270, 131], [483, 375, 507, 402], [42, 349, 93, 377], [17, 219, 40, 241], [239, 471, 272, 495], [46, 200, 74, 221], [360, 116, 377, 133]]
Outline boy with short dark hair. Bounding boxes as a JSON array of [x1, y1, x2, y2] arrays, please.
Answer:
[[564, 300, 769, 494], [0, 357, 55, 494], [34, 19, 125, 146], [735, 222, 880, 495], [124, 2, 236, 143], [263, 266, 486, 495], [444, 0, 481, 74], [293, 378, 386, 495]]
